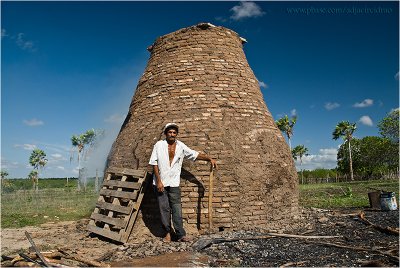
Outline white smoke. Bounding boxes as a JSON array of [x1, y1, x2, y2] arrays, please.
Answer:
[[81, 123, 123, 179], [78, 61, 141, 179]]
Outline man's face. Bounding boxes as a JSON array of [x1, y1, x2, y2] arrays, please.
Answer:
[[165, 128, 178, 142]]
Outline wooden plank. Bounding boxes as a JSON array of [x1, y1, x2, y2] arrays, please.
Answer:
[[121, 174, 148, 242], [90, 212, 126, 228], [25, 231, 52, 267], [87, 224, 122, 242], [102, 180, 141, 189], [95, 201, 131, 214], [100, 189, 138, 199], [106, 167, 146, 178]]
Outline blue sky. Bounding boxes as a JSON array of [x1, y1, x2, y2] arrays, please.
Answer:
[[1, 1, 399, 178]]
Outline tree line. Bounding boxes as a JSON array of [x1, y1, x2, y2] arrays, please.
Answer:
[[276, 109, 399, 182]]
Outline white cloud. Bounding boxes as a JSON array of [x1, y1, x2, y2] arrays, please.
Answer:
[[353, 99, 373, 108], [324, 102, 340, 111], [317, 148, 336, 155], [230, 1, 265, 20], [395, 72, 399, 80], [23, 118, 44, 126], [1, 157, 33, 177], [47, 153, 67, 164], [16, 33, 36, 51], [51, 153, 63, 159], [296, 148, 338, 170], [50, 153, 67, 161], [57, 166, 65, 170], [359, 115, 373, 126], [39, 142, 70, 154], [104, 114, 125, 124], [258, 81, 268, 88], [290, 109, 297, 117], [14, 144, 37, 151], [1, 158, 20, 170]]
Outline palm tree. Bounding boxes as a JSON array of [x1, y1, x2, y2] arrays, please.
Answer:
[[276, 115, 297, 149], [29, 149, 48, 191], [28, 170, 39, 190], [292, 145, 309, 184], [333, 121, 357, 181], [0, 170, 9, 180], [71, 129, 97, 191], [1, 170, 10, 191]]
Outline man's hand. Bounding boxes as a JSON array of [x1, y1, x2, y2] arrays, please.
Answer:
[[210, 159, 217, 169], [153, 165, 164, 192], [156, 180, 164, 193]]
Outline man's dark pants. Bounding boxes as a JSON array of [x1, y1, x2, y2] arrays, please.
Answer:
[[155, 186, 186, 239]]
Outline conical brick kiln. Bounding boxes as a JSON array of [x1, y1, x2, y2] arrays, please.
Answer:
[[107, 23, 298, 232]]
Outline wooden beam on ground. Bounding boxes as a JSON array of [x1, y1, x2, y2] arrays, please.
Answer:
[[192, 233, 342, 250], [358, 211, 399, 235], [307, 241, 400, 263], [24, 231, 52, 267]]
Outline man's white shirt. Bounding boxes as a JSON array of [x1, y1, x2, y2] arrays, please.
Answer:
[[149, 140, 199, 187]]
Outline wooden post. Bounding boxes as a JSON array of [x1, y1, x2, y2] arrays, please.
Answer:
[[208, 166, 214, 230], [95, 169, 99, 192]]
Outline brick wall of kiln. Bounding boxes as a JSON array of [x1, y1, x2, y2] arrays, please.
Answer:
[[107, 24, 299, 231]]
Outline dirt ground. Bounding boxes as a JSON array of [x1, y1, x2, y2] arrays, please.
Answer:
[[1, 208, 398, 267]]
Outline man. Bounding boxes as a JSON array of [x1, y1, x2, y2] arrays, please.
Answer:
[[149, 123, 217, 242]]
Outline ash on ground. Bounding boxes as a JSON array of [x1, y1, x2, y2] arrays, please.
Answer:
[[1, 208, 398, 267], [109, 208, 399, 267]]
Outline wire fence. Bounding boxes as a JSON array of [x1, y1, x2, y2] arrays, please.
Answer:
[[1, 188, 98, 227], [299, 171, 399, 184]]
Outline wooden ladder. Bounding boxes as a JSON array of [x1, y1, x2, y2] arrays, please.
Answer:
[[87, 167, 148, 243]]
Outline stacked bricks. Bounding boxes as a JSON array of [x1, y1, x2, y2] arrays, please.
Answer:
[[107, 23, 299, 232]]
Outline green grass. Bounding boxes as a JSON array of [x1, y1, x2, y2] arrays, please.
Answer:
[[1, 188, 98, 228], [300, 179, 399, 208], [1, 179, 398, 228], [1, 178, 96, 193]]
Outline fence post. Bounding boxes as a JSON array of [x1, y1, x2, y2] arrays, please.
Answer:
[[95, 169, 99, 192]]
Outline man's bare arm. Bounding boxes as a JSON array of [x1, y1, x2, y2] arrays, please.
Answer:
[[197, 153, 217, 168], [153, 165, 164, 192]]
